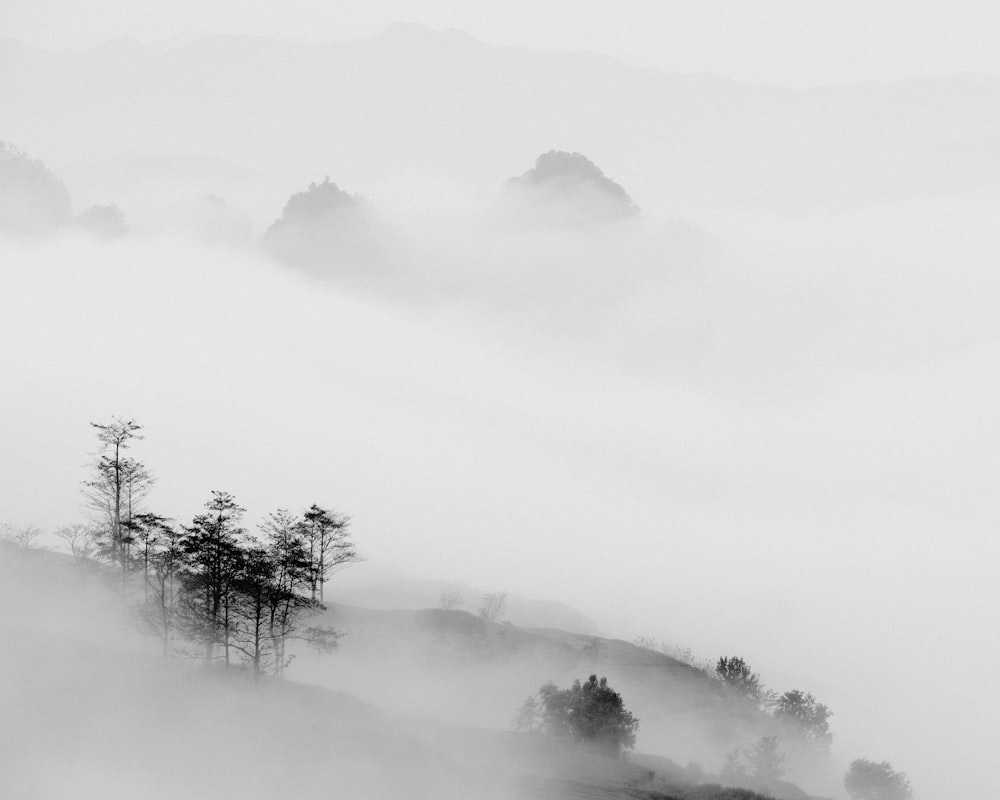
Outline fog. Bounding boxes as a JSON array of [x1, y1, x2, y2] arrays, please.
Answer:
[[2, 16, 1000, 800], [0, 549, 544, 800], [4, 185, 998, 797]]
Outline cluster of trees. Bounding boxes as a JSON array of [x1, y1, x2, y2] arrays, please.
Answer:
[[713, 656, 831, 792], [65, 417, 357, 678], [713, 657, 913, 798], [511, 669, 915, 799], [515, 675, 639, 758], [715, 656, 833, 753]]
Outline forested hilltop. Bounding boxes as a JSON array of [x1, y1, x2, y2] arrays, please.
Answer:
[[0, 417, 912, 800]]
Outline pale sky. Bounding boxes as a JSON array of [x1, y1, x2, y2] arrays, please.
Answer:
[[3, 0, 1000, 85]]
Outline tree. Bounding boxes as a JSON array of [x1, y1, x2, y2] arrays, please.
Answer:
[[0, 523, 43, 550], [720, 748, 748, 784], [720, 737, 786, 786], [177, 504, 344, 676], [228, 543, 281, 678], [180, 491, 247, 662], [439, 591, 463, 610], [54, 523, 100, 565], [119, 458, 154, 573], [520, 675, 639, 758], [300, 504, 356, 602], [127, 512, 172, 603], [479, 591, 508, 622], [774, 690, 832, 753], [746, 736, 786, 783], [84, 418, 152, 582], [513, 695, 543, 733], [146, 518, 184, 657], [260, 509, 334, 676], [844, 759, 912, 800], [715, 656, 769, 706]]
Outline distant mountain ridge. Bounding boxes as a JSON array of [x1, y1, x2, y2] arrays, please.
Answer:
[[3, 25, 1000, 214]]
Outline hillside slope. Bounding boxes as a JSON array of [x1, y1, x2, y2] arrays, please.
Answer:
[[294, 603, 828, 797], [1, 546, 814, 800]]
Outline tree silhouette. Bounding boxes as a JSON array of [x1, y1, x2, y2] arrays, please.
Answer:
[[715, 656, 769, 706], [180, 491, 247, 663], [84, 418, 152, 588], [300, 504, 356, 603]]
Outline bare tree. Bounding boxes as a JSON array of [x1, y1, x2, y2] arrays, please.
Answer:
[[439, 591, 463, 610], [1, 523, 44, 550], [54, 523, 100, 566], [479, 591, 508, 622]]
